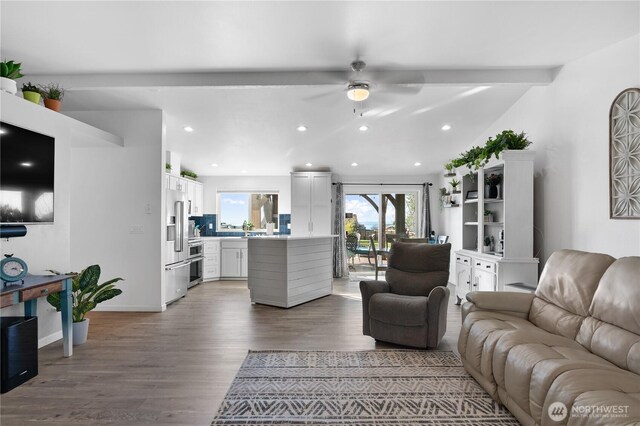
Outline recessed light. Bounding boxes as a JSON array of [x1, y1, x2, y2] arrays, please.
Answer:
[[211, 163, 218, 167], [359, 125, 369, 131], [184, 126, 194, 132], [305, 163, 313, 167], [414, 162, 422, 166], [441, 124, 452, 131], [297, 125, 307, 132], [20, 162, 33, 167], [241, 169, 247, 173], [351, 162, 358, 167]]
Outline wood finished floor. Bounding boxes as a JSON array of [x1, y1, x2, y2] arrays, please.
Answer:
[[0, 279, 462, 425]]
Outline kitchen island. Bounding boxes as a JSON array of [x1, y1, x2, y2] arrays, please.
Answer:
[[247, 235, 337, 308]]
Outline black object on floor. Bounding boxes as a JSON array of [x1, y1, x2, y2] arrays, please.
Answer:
[[1, 316, 38, 393]]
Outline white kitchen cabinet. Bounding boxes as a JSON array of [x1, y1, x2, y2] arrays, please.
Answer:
[[194, 183, 204, 216], [221, 239, 248, 279], [166, 173, 204, 216], [290, 172, 332, 235], [203, 238, 221, 281]]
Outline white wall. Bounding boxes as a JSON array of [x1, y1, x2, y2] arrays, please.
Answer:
[[200, 175, 291, 214], [440, 35, 640, 271], [0, 93, 124, 347], [67, 110, 166, 311]]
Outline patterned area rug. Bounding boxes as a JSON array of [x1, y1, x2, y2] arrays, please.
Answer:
[[211, 350, 518, 425]]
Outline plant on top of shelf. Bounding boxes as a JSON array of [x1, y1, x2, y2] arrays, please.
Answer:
[[444, 130, 532, 173], [21, 81, 41, 104], [0, 60, 24, 95], [39, 83, 65, 112], [165, 162, 172, 171], [180, 169, 198, 179], [450, 178, 460, 192], [444, 162, 456, 176]]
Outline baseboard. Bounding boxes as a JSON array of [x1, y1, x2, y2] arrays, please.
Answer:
[[93, 305, 164, 312], [39, 331, 62, 348]]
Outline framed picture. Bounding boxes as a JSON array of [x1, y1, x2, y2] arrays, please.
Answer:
[[466, 190, 478, 200]]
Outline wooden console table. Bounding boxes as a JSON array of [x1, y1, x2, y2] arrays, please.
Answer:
[[1, 274, 73, 357]]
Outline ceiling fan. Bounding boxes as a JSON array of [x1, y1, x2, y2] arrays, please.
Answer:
[[306, 60, 426, 104]]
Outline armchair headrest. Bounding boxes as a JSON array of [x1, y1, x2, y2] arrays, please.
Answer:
[[388, 242, 451, 273]]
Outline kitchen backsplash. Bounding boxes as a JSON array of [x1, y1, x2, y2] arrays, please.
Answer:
[[189, 213, 291, 236]]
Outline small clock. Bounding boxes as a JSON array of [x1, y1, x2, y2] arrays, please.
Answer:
[[1, 254, 28, 283]]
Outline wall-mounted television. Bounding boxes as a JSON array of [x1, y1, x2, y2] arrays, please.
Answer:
[[0, 122, 55, 223]]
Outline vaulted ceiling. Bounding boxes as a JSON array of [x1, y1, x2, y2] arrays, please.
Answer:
[[2, 1, 638, 176]]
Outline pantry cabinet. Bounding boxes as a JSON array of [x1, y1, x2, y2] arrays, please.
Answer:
[[290, 172, 332, 236]]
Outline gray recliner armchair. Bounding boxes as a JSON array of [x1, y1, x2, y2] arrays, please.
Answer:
[[360, 242, 451, 349]]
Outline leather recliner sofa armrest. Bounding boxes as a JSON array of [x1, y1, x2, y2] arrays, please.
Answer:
[[462, 291, 535, 322], [359, 280, 390, 336]]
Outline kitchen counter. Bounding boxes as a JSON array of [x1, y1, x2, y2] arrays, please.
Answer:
[[247, 235, 337, 308]]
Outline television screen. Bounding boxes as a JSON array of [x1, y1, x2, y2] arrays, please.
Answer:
[[0, 122, 55, 223]]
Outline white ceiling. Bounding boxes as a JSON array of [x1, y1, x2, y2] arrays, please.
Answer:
[[1, 1, 638, 176]]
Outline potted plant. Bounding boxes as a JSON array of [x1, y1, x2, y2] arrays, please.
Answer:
[[21, 82, 41, 104], [39, 83, 65, 112], [483, 236, 492, 253], [0, 60, 23, 95], [165, 162, 172, 172], [450, 178, 460, 194], [447, 130, 532, 174], [46, 265, 124, 345], [444, 162, 456, 177], [484, 209, 493, 223], [485, 173, 502, 199], [180, 169, 198, 180]]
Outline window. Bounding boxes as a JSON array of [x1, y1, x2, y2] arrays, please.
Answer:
[[217, 192, 279, 231]]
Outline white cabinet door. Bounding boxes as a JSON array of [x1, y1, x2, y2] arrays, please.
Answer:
[[194, 182, 204, 216], [476, 269, 496, 292], [455, 263, 471, 303], [203, 253, 220, 280], [310, 173, 332, 235], [186, 180, 196, 215], [240, 248, 248, 277], [291, 173, 311, 234], [169, 175, 180, 191], [221, 248, 241, 277]]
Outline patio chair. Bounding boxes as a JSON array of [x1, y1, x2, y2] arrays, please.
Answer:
[[346, 233, 359, 265], [369, 235, 388, 280]]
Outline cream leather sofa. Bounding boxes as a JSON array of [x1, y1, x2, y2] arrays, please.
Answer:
[[458, 250, 640, 426]]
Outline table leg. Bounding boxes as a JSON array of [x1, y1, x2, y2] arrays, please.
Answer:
[[60, 278, 73, 357], [24, 299, 37, 317]]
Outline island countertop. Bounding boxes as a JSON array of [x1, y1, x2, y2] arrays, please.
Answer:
[[245, 235, 337, 240]]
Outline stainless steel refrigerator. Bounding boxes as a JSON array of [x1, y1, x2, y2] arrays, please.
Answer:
[[165, 189, 190, 305]]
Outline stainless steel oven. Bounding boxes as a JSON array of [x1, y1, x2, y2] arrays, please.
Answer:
[[188, 238, 204, 288]]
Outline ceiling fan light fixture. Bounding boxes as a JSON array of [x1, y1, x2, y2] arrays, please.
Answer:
[[347, 84, 370, 102]]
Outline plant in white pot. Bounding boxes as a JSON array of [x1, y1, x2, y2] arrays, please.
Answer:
[[0, 60, 24, 95], [46, 265, 124, 345]]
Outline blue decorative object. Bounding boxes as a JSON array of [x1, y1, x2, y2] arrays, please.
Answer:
[[1, 254, 28, 283]]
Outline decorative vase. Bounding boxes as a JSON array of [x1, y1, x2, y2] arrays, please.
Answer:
[[44, 98, 62, 112], [483, 245, 491, 253], [0, 77, 17, 95], [488, 185, 498, 199], [72, 318, 90, 346], [22, 91, 41, 104], [484, 214, 493, 223]]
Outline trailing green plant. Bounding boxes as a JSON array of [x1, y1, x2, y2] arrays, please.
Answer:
[[21, 81, 39, 93], [0, 60, 23, 80], [439, 187, 449, 196], [165, 162, 172, 171], [444, 130, 532, 172], [450, 178, 460, 189], [46, 265, 124, 323], [39, 83, 65, 100], [180, 169, 198, 179], [485, 173, 502, 186], [445, 162, 455, 173]]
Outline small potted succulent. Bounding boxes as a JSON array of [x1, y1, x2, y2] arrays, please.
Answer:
[[0, 60, 23, 95], [21, 82, 41, 104], [484, 209, 494, 223], [483, 236, 492, 253], [165, 162, 172, 172], [40, 83, 65, 112]]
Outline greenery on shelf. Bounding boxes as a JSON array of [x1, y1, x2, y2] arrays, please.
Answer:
[[484, 236, 491, 246], [242, 220, 254, 231], [21, 82, 39, 93], [484, 209, 492, 216], [180, 169, 198, 179], [39, 83, 65, 100], [445, 130, 532, 172], [445, 162, 455, 174], [46, 265, 124, 323], [450, 178, 460, 190], [485, 173, 502, 186], [0, 60, 23, 80], [165, 162, 172, 171]]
